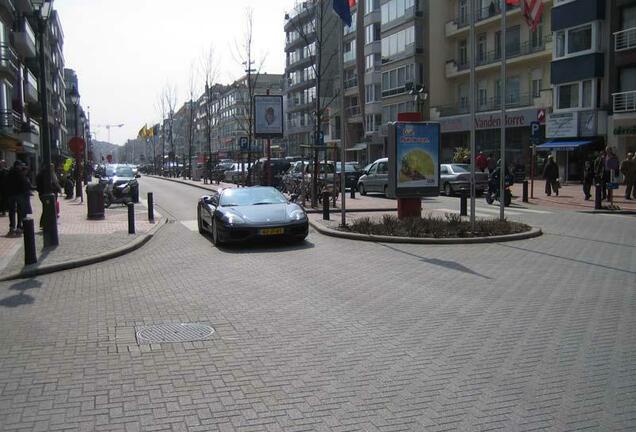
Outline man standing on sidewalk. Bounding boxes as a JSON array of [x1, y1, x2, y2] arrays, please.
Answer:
[[543, 156, 559, 196], [6, 161, 32, 236], [621, 152, 635, 200], [0, 160, 8, 216]]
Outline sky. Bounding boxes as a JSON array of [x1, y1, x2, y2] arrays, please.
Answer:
[[55, 0, 292, 146]]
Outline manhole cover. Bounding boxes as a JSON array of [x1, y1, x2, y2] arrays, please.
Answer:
[[136, 323, 214, 344]]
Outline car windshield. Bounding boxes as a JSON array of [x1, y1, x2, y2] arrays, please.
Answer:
[[450, 164, 470, 173], [336, 164, 359, 173], [115, 166, 134, 177], [105, 166, 116, 176], [219, 187, 287, 206]]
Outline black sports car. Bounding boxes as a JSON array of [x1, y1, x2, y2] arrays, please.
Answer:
[[197, 186, 308, 245]]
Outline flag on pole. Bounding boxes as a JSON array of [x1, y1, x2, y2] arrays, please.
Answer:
[[504, 0, 544, 32], [137, 124, 148, 139], [333, 0, 356, 27]]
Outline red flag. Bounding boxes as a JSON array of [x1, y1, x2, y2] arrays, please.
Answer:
[[505, 0, 520, 4], [524, 0, 544, 32]]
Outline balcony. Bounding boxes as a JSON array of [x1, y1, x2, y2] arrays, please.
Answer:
[[25, 68, 38, 103], [613, 91, 636, 114], [0, 110, 21, 135], [446, 35, 552, 78], [346, 105, 361, 117], [434, 93, 535, 117], [446, 1, 520, 37], [19, 118, 40, 145], [0, 43, 18, 79], [13, 18, 37, 58], [614, 27, 636, 52]]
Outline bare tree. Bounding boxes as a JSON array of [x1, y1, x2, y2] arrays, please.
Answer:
[[199, 45, 220, 182], [286, 0, 340, 206], [232, 7, 267, 186], [186, 63, 199, 179], [156, 92, 168, 175], [162, 83, 178, 177]]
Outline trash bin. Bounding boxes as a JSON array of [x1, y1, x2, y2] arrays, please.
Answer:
[[86, 183, 105, 220]]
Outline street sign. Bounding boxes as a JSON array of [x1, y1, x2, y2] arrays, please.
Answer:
[[537, 109, 546, 124], [239, 137, 248, 151], [530, 121, 541, 145], [68, 137, 86, 155]]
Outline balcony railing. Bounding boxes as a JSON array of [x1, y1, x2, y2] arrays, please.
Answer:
[[615, 27, 636, 52], [435, 93, 534, 117], [0, 110, 21, 131], [346, 105, 361, 116], [0, 43, 18, 74], [454, 34, 552, 72], [455, 1, 519, 29], [344, 76, 358, 89], [613, 90, 636, 113]]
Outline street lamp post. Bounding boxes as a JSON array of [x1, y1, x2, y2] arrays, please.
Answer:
[[33, 0, 57, 247], [69, 84, 82, 202], [409, 85, 428, 120]]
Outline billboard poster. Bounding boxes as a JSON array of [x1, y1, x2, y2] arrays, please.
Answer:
[[389, 122, 440, 198], [254, 95, 283, 138]]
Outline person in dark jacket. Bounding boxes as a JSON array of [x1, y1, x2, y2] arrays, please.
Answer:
[[6, 161, 32, 235], [593, 151, 606, 200], [543, 155, 559, 196], [582, 160, 594, 200], [0, 159, 8, 216], [36, 163, 61, 229]]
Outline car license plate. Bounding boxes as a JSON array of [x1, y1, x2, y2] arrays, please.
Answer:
[[259, 227, 284, 236]]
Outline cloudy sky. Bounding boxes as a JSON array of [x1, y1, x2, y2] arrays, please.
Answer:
[[55, 0, 292, 146]]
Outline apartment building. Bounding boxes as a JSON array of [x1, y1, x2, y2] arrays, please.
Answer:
[[283, 0, 339, 157], [63, 68, 88, 142], [608, 0, 636, 157], [428, 0, 553, 171], [541, 0, 609, 179], [0, 0, 41, 170]]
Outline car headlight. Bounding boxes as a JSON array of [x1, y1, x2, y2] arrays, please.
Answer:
[[288, 209, 307, 221], [222, 213, 245, 225]]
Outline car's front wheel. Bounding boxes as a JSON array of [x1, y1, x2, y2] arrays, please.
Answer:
[[211, 218, 222, 246], [358, 183, 366, 195], [444, 183, 453, 196], [197, 206, 204, 234]]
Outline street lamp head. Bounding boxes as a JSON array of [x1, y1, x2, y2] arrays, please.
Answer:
[[69, 85, 80, 105], [32, 0, 54, 19]]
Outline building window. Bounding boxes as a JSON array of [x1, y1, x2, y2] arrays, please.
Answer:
[[477, 33, 487, 63], [458, 39, 467, 66], [530, 23, 544, 50], [381, 26, 415, 59], [381, 0, 415, 25], [554, 23, 597, 59], [365, 24, 380, 44], [381, 64, 415, 96], [478, 82, 488, 109], [532, 78, 542, 98], [365, 0, 379, 14], [556, 80, 595, 110], [458, 0, 468, 26]]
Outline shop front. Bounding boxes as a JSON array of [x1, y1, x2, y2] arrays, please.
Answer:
[[608, 115, 636, 159]]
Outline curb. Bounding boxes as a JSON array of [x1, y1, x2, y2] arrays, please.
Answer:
[[309, 220, 542, 244], [0, 218, 167, 282], [147, 175, 221, 193]]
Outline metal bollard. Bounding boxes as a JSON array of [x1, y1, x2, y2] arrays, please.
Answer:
[[594, 184, 602, 210], [127, 202, 135, 234], [322, 191, 330, 221], [22, 217, 37, 265], [460, 191, 468, 216], [147, 192, 154, 222], [350, 185, 356, 199], [522, 180, 529, 203]]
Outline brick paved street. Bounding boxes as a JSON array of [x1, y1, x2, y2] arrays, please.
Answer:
[[0, 176, 634, 431]]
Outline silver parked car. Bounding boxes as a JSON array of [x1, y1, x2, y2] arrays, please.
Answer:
[[357, 158, 389, 196], [440, 164, 489, 196]]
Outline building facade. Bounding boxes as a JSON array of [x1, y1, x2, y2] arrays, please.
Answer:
[[283, 0, 339, 157], [608, 0, 636, 158]]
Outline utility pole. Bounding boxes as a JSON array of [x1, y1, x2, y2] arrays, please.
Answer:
[[500, 1, 507, 221], [469, 0, 476, 230]]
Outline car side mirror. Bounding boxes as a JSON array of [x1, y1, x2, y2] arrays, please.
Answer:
[[94, 174, 101, 179], [135, 174, 141, 178], [290, 193, 299, 203]]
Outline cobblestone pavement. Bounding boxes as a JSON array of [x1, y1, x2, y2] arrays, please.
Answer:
[[0, 176, 634, 431], [0, 193, 159, 277]]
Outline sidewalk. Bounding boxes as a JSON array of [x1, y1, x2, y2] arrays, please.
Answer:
[[0, 193, 162, 280], [511, 181, 636, 212]]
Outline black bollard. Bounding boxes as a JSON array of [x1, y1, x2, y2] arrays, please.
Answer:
[[460, 191, 468, 216], [594, 184, 602, 210], [147, 192, 154, 222], [22, 218, 37, 265], [322, 191, 330, 221], [522, 180, 529, 203], [350, 185, 356, 199], [127, 202, 135, 234]]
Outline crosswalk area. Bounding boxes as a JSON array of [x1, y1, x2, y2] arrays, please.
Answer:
[[432, 204, 552, 219]]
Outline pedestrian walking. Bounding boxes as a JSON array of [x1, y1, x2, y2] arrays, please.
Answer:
[[543, 155, 559, 196], [620, 152, 636, 200], [5, 161, 32, 236], [475, 151, 487, 173], [582, 160, 594, 200], [0, 159, 8, 216], [605, 147, 620, 203], [486, 153, 497, 174], [36, 163, 62, 229], [593, 151, 606, 200]]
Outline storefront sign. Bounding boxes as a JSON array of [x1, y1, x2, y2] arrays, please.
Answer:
[[546, 112, 578, 138], [614, 125, 636, 135], [439, 108, 543, 133]]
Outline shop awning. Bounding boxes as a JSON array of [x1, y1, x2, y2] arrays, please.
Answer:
[[346, 143, 367, 152], [536, 140, 593, 150]]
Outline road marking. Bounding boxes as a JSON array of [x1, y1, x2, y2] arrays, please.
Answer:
[[181, 220, 199, 231]]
